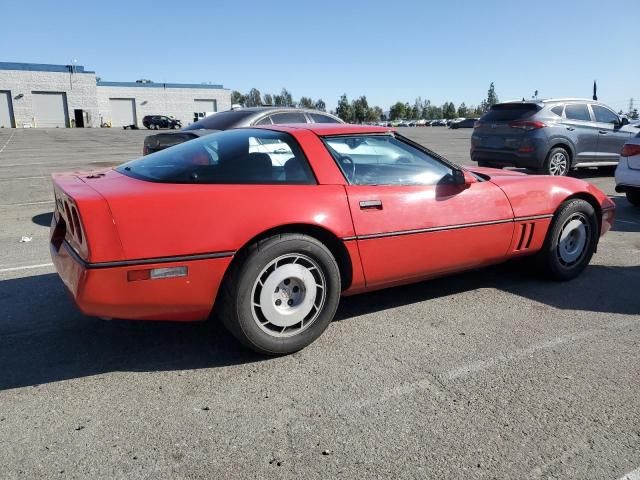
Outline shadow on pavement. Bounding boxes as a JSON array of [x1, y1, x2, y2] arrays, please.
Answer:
[[1, 260, 638, 391], [610, 195, 640, 233], [32, 212, 53, 227]]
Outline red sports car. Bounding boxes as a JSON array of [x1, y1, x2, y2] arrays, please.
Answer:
[[50, 124, 615, 354]]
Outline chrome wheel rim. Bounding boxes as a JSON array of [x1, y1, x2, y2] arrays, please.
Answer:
[[549, 152, 568, 176], [251, 254, 326, 338], [557, 213, 589, 266]]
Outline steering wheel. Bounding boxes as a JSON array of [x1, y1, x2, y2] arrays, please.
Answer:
[[339, 155, 356, 182]]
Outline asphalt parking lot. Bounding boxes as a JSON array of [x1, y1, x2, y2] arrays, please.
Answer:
[[1, 127, 639, 479]]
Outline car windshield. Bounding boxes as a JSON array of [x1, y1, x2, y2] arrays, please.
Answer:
[[482, 103, 539, 121], [183, 111, 255, 131], [117, 128, 315, 184]]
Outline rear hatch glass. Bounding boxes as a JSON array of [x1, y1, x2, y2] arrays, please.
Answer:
[[473, 104, 541, 149], [481, 103, 540, 122]]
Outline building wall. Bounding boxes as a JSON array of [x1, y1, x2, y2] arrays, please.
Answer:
[[0, 68, 99, 128], [96, 84, 231, 128]]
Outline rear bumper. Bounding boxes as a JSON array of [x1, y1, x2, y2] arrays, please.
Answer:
[[470, 147, 547, 169], [50, 240, 232, 321], [615, 158, 640, 191]]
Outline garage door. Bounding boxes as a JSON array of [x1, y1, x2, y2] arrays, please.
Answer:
[[109, 98, 137, 127], [33, 92, 68, 128], [194, 99, 217, 113], [0, 91, 14, 128]]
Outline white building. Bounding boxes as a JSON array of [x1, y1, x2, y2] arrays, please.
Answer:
[[0, 62, 231, 129]]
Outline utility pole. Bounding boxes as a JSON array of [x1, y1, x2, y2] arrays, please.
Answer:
[[629, 98, 635, 116]]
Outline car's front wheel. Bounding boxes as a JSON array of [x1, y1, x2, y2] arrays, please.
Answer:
[[219, 234, 341, 355], [536, 199, 598, 280], [626, 188, 640, 207], [543, 147, 571, 176]]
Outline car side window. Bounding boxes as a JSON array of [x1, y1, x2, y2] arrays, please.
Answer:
[[564, 104, 591, 121], [254, 116, 272, 125], [269, 112, 308, 124], [118, 129, 316, 185], [591, 105, 619, 124], [550, 105, 564, 116], [323, 135, 454, 186], [309, 113, 341, 124]]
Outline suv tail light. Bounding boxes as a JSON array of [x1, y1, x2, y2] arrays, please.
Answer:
[[473, 121, 482, 129], [509, 120, 546, 131], [621, 144, 640, 157]]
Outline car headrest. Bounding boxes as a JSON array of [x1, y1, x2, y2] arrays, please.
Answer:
[[233, 152, 272, 181], [284, 157, 307, 182]]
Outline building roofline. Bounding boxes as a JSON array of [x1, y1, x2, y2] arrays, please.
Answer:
[[0, 61, 94, 74], [97, 81, 226, 90]]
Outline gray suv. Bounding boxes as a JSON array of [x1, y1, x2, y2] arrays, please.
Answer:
[[471, 99, 633, 175]]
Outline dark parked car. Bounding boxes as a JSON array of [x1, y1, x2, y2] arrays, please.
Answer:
[[143, 115, 182, 130], [143, 107, 343, 155], [449, 118, 478, 129], [471, 99, 634, 176]]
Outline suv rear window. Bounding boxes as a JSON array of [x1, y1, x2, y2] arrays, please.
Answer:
[[117, 129, 316, 184], [481, 103, 539, 121]]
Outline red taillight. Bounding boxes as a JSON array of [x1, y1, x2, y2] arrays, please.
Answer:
[[509, 120, 546, 131], [621, 143, 640, 157]]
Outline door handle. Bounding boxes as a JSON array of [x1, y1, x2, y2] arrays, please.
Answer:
[[359, 200, 383, 210], [566, 126, 575, 131], [599, 130, 608, 134]]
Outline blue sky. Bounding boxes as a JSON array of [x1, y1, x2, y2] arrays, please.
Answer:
[[2, 0, 639, 112]]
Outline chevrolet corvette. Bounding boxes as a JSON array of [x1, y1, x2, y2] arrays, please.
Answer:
[[50, 124, 615, 354]]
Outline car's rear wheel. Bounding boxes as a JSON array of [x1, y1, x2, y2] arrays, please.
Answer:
[[626, 188, 640, 207], [543, 147, 570, 176], [219, 234, 341, 355], [536, 199, 598, 280]]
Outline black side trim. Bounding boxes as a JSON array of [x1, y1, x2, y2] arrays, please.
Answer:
[[341, 214, 553, 241], [63, 241, 234, 269]]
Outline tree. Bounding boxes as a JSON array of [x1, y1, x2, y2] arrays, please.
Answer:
[[336, 94, 354, 123], [231, 90, 246, 106], [443, 102, 456, 119], [457, 102, 468, 118], [299, 96, 315, 109], [421, 100, 431, 119], [263, 93, 273, 105], [389, 102, 407, 120], [352, 96, 370, 123], [280, 88, 294, 107], [314, 99, 326, 112], [367, 106, 383, 122], [631, 108, 639, 120], [245, 88, 262, 107], [482, 82, 499, 112]]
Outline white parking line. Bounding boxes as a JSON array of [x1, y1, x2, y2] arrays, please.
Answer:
[[0, 131, 15, 154], [617, 467, 640, 480], [616, 219, 640, 225], [0, 200, 54, 207], [354, 317, 639, 411], [0, 263, 54, 273]]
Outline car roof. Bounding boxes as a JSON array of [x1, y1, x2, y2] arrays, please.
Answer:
[[252, 123, 393, 136]]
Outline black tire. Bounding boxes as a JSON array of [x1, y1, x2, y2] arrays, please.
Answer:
[[536, 199, 598, 280], [626, 188, 640, 207], [542, 147, 571, 176], [219, 234, 341, 355]]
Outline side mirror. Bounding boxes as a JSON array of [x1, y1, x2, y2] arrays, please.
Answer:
[[621, 117, 630, 126], [452, 169, 476, 186]]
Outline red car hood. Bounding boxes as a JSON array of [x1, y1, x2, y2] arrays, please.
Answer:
[[462, 166, 614, 219]]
